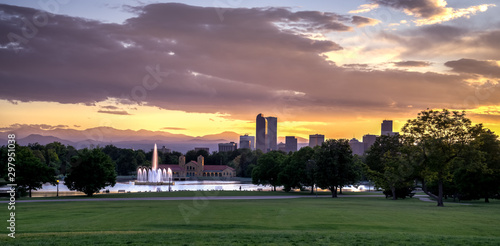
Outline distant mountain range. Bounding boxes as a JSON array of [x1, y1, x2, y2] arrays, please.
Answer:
[[1, 126, 308, 153]]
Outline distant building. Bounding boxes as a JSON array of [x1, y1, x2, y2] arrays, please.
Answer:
[[239, 135, 255, 150], [218, 142, 237, 152], [278, 142, 286, 152], [381, 120, 393, 135], [194, 147, 209, 153], [158, 155, 235, 179], [256, 114, 267, 152], [159, 146, 171, 154], [349, 138, 364, 156], [381, 120, 399, 136], [309, 134, 325, 147], [363, 134, 377, 152], [266, 116, 278, 151], [285, 136, 298, 153]]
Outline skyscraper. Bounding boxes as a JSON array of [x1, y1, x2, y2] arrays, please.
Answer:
[[309, 134, 325, 147], [381, 120, 393, 135], [266, 116, 277, 151], [285, 136, 297, 153], [256, 114, 267, 152], [363, 134, 377, 152]]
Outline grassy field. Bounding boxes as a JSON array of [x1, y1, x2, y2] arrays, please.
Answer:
[[2, 196, 500, 245]]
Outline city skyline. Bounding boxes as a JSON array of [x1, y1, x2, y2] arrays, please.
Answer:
[[1, 1, 500, 140]]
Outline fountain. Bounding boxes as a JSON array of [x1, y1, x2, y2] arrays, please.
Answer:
[[135, 144, 174, 185]]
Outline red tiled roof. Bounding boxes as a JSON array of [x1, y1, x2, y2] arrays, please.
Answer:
[[203, 165, 235, 171], [157, 164, 235, 172]]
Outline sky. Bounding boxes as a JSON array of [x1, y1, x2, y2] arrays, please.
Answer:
[[1, 0, 500, 140]]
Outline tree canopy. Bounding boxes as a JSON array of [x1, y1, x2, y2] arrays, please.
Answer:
[[252, 151, 286, 191], [7, 145, 57, 197], [365, 134, 415, 199], [401, 109, 483, 206], [65, 148, 116, 196], [315, 139, 361, 198]]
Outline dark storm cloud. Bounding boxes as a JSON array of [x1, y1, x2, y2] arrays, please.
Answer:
[[393, 61, 431, 67], [445, 59, 500, 78], [0, 3, 499, 120]]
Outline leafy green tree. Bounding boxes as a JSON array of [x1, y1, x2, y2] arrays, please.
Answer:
[[252, 151, 286, 191], [65, 148, 116, 197], [365, 135, 415, 199], [315, 139, 360, 198], [279, 146, 315, 192], [402, 109, 482, 206], [453, 129, 500, 202], [14, 146, 57, 197]]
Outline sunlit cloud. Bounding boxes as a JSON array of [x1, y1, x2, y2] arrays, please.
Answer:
[[349, 3, 379, 14], [413, 4, 496, 26], [372, 0, 495, 26]]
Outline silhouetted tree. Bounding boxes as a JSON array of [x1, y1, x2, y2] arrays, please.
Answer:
[[65, 148, 116, 197], [315, 139, 360, 198]]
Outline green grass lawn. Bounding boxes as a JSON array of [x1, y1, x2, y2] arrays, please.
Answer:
[[10, 190, 382, 200], [3, 197, 500, 245]]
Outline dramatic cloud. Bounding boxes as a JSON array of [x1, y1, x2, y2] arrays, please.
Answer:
[[1, 2, 500, 122], [371, 0, 495, 25], [351, 16, 380, 27], [379, 24, 500, 60], [445, 59, 500, 78], [393, 61, 431, 67]]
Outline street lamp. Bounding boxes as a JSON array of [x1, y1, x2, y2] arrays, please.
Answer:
[[56, 180, 59, 197]]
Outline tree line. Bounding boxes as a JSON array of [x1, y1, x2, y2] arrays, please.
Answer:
[[0, 142, 261, 197], [252, 109, 500, 205], [365, 109, 500, 206], [251, 140, 363, 198]]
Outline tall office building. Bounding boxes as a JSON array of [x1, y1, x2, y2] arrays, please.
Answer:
[[381, 120, 393, 135], [256, 114, 267, 152], [363, 134, 377, 152], [239, 135, 255, 150], [266, 116, 278, 151], [309, 134, 325, 147], [349, 138, 364, 156], [218, 142, 237, 152], [285, 136, 298, 153]]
